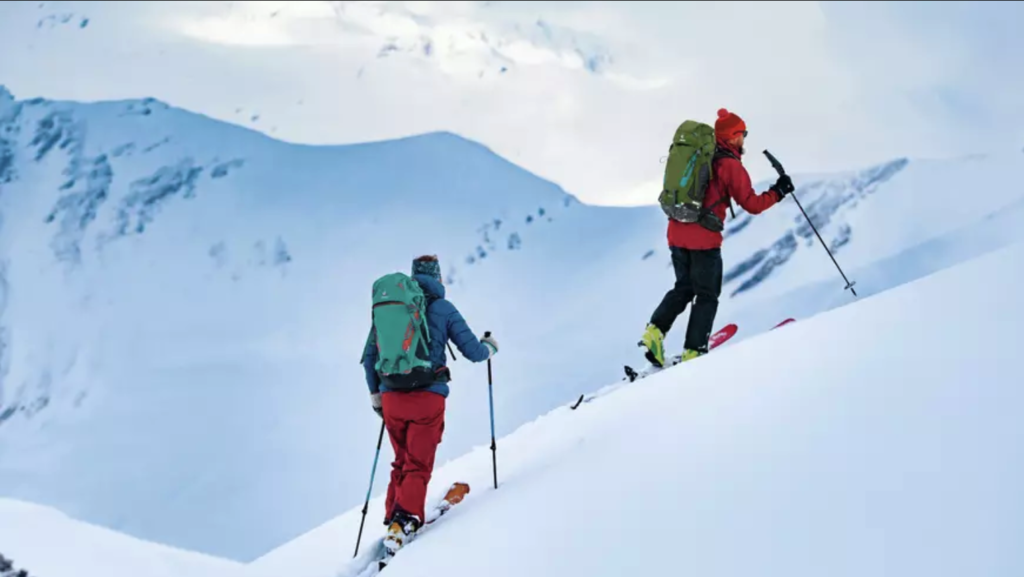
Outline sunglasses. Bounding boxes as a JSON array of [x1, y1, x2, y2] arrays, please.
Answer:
[[739, 130, 748, 138]]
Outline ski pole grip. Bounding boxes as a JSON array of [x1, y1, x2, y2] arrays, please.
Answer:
[[484, 331, 491, 338], [763, 149, 787, 176]]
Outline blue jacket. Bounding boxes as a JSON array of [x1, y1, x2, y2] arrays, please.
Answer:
[[362, 274, 491, 398]]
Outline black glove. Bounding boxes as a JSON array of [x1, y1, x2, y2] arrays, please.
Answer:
[[771, 174, 795, 199]]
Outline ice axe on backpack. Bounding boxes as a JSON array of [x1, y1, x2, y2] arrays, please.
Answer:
[[764, 150, 858, 298]]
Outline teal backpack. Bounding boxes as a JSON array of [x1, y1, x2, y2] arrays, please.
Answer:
[[369, 272, 435, 390], [658, 120, 718, 224]]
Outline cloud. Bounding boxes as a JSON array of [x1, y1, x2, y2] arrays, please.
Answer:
[[819, 1, 1024, 159], [1, 1, 1021, 207], [325, 1, 621, 80], [171, 1, 343, 47]]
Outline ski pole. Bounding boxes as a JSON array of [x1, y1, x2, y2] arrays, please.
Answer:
[[447, 342, 458, 361], [484, 331, 498, 490], [354, 419, 386, 558], [764, 150, 858, 297]]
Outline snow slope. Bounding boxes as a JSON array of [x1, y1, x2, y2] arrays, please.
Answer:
[[252, 237, 1024, 577], [2, 82, 1023, 563], [0, 499, 244, 577]]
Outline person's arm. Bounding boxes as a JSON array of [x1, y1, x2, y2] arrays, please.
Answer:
[[361, 327, 381, 394], [726, 161, 780, 215], [443, 301, 492, 362]]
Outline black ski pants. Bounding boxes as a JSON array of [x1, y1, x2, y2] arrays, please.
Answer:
[[649, 246, 723, 353]]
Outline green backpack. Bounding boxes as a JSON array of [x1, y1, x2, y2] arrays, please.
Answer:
[[658, 120, 718, 224], [369, 272, 435, 390]]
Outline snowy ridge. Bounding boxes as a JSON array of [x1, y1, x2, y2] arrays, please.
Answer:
[[1, 84, 1023, 566], [721, 157, 909, 297], [0, 499, 243, 577]]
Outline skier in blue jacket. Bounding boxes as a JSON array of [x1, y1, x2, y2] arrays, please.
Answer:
[[361, 255, 498, 550]]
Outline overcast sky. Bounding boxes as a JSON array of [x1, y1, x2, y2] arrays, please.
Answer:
[[2, 1, 1022, 205]]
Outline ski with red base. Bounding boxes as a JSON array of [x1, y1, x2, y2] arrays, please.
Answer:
[[622, 323, 738, 383], [570, 323, 739, 410]]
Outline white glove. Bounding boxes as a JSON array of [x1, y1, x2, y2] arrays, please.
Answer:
[[370, 392, 382, 418], [481, 334, 499, 358]]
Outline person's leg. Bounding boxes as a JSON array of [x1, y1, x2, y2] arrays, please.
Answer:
[[684, 248, 724, 354], [392, 391, 446, 524], [650, 247, 697, 333], [645, 247, 696, 365], [381, 392, 408, 525]]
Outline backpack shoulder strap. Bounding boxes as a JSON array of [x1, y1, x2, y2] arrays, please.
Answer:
[[714, 147, 740, 162], [413, 278, 440, 308], [706, 147, 737, 219]]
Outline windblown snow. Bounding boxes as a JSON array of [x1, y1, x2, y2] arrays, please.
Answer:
[[1, 83, 1023, 573]]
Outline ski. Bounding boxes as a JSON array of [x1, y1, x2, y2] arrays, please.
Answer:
[[622, 322, 738, 383], [570, 323, 738, 410], [372, 482, 470, 572], [569, 318, 794, 411]]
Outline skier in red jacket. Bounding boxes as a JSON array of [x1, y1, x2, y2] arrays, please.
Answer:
[[640, 108, 795, 367]]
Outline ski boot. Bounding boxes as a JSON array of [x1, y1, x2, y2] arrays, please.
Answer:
[[379, 510, 421, 570], [679, 348, 705, 364], [383, 510, 421, 555], [639, 324, 666, 367]]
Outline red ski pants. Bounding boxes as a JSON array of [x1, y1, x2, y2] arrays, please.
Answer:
[[382, 390, 446, 524]]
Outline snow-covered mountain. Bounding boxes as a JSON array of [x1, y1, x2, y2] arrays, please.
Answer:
[[1, 83, 1023, 565], [0, 83, 580, 560]]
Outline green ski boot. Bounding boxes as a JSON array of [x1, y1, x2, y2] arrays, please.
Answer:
[[639, 324, 666, 367], [679, 348, 703, 363]]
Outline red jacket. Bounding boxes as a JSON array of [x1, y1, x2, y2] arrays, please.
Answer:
[[667, 141, 780, 250]]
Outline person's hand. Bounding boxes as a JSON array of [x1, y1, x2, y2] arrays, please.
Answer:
[[771, 174, 795, 199], [481, 333, 499, 358], [370, 392, 383, 419]]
